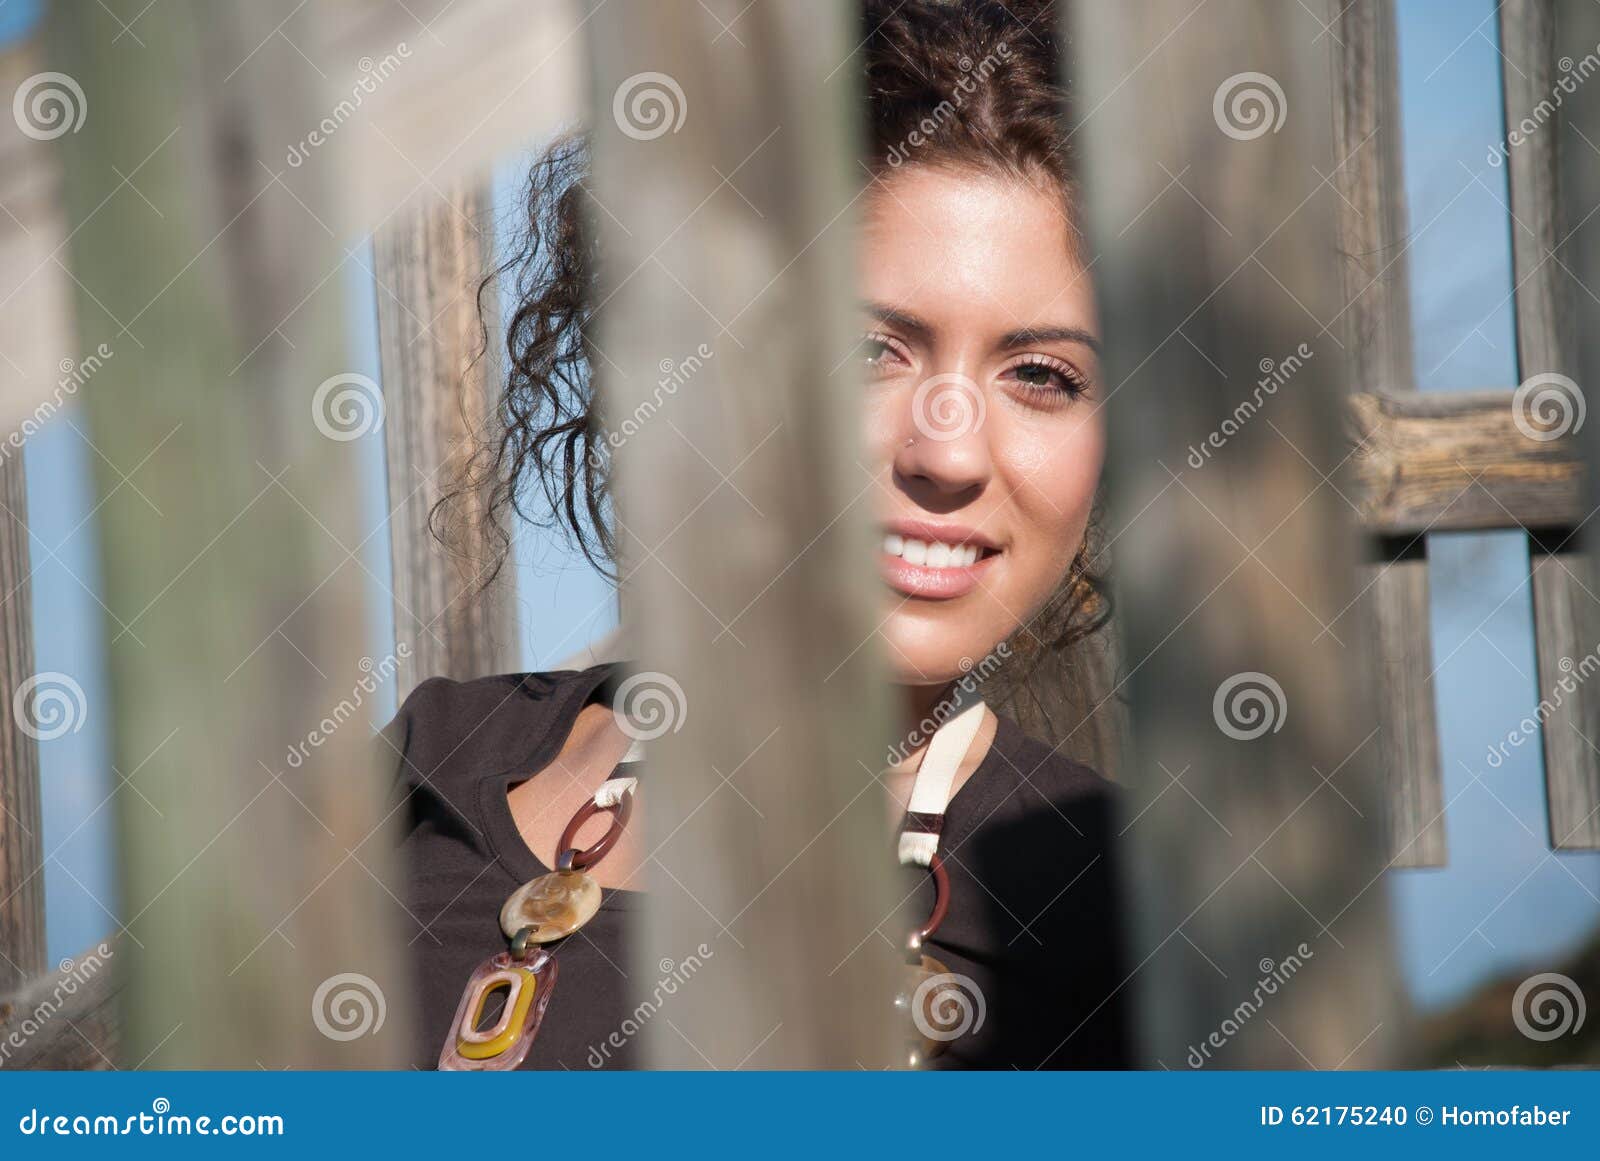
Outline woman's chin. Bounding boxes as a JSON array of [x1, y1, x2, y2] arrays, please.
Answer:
[[879, 620, 997, 687]]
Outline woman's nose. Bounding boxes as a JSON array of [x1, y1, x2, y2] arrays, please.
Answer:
[[890, 372, 993, 501]]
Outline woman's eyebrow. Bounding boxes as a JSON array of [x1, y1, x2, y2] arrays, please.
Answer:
[[861, 302, 932, 339], [998, 325, 1102, 354]]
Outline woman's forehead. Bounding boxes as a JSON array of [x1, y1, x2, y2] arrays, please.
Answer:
[[862, 166, 1095, 337]]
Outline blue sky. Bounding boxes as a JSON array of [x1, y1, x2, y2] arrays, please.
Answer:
[[8, 0, 1596, 1014], [1387, 0, 1600, 1007]]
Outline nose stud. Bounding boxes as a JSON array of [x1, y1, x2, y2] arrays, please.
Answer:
[[904, 436, 916, 448]]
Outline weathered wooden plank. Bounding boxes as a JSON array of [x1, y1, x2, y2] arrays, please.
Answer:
[[1348, 389, 1583, 535], [0, 41, 78, 460], [0, 938, 119, 1070], [0, 44, 73, 968], [0, 451, 44, 993], [1328, 0, 1444, 867], [373, 180, 515, 697], [1503, 0, 1600, 849], [1074, 0, 1403, 1067], [49, 0, 409, 1065], [587, 1, 899, 1067], [307, 0, 583, 233], [0, 1, 584, 446], [1529, 537, 1600, 848]]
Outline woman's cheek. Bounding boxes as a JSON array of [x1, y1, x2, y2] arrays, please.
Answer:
[[1000, 418, 1101, 510], [860, 384, 903, 462]]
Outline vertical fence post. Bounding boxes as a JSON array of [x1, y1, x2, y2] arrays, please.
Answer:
[[49, 0, 407, 1066], [1329, 0, 1445, 866], [1508, 0, 1600, 850], [0, 452, 44, 994], [1073, 0, 1404, 1066], [373, 180, 516, 696], [0, 38, 69, 1000], [587, 0, 900, 1067]]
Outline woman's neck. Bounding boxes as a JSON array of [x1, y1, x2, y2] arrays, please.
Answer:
[[903, 680, 958, 736], [884, 679, 997, 810]]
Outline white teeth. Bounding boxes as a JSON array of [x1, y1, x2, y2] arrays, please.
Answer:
[[881, 535, 986, 568]]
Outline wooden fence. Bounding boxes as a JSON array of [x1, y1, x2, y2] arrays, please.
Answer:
[[1, 0, 1597, 1069]]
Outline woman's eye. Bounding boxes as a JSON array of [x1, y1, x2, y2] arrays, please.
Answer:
[[860, 333, 904, 375], [1006, 358, 1087, 397]]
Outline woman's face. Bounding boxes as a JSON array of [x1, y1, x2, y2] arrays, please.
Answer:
[[861, 165, 1105, 687]]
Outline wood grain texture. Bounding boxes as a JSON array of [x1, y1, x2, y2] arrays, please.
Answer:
[[1503, 0, 1600, 849], [587, 0, 900, 1067], [1328, 0, 1444, 867], [0, 42, 73, 961], [1348, 389, 1584, 535], [1529, 539, 1600, 847], [373, 181, 515, 697], [0, 1, 582, 443], [0, 451, 44, 992], [0, 41, 77, 451], [49, 0, 409, 1066], [0, 938, 119, 1070], [1074, 0, 1403, 1067]]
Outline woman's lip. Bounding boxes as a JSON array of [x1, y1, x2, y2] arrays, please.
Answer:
[[878, 549, 998, 600]]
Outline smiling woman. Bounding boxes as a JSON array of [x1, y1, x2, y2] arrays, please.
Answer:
[[862, 164, 1105, 691], [395, 0, 1129, 1071]]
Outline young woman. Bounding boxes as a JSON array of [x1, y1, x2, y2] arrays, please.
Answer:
[[387, 0, 1130, 1070]]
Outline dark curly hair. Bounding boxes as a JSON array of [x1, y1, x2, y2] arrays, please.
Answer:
[[438, 0, 1111, 699]]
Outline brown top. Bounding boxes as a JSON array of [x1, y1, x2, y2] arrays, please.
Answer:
[[383, 661, 1132, 1069]]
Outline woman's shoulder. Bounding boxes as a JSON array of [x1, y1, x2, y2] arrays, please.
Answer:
[[986, 712, 1120, 806], [954, 711, 1124, 855], [383, 665, 617, 787]]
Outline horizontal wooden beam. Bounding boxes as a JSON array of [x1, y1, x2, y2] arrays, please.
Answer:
[[0, 938, 120, 1069], [1, 0, 583, 443], [1349, 390, 1585, 536]]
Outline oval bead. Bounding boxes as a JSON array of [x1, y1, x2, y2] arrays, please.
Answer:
[[896, 953, 955, 1066], [499, 870, 603, 942]]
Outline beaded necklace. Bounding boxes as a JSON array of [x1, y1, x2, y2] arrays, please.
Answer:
[[437, 701, 986, 1070], [894, 699, 987, 1067], [438, 738, 643, 1070]]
